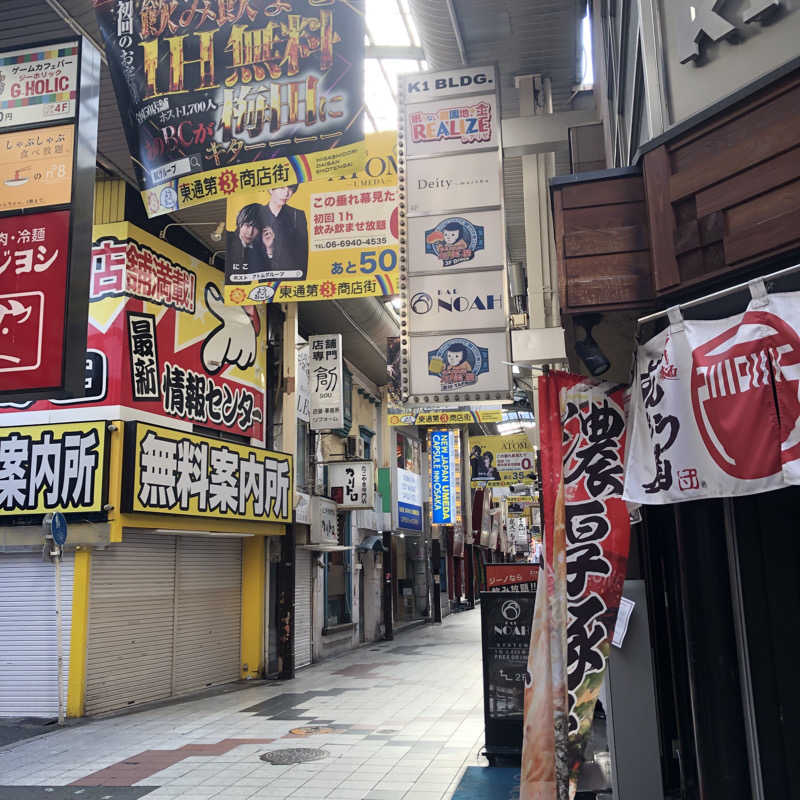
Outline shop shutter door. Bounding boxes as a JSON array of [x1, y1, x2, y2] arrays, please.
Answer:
[[85, 534, 176, 715], [173, 536, 242, 695], [294, 549, 313, 669], [0, 552, 74, 717]]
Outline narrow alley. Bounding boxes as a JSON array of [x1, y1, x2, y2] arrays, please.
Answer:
[[0, 612, 485, 800]]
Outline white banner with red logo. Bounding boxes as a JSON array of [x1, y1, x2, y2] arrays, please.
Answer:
[[624, 289, 800, 504]]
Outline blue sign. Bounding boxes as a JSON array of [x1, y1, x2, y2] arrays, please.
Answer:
[[50, 512, 68, 546], [430, 429, 456, 525], [398, 502, 422, 531]]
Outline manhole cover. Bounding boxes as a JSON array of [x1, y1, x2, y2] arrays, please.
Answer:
[[260, 747, 328, 765], [289, 726, 338, 737]]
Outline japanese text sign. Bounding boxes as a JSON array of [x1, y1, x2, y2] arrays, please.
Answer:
[[224, 131, 398, 305], [311, 494, 338, 545], [309, 333, 343, 431], [387, 408, 503, 426], [95, 0, 366, 217], [469, 433, 535, 488], [0, 421, 108, 516], [0, 211, 71, 394], [485, 563, 539, 591], [328, 460, 373, 510], [624, 290, 800, 504], [396, 466, 423, 531], [429, 428, 460, 526], [123, 421, 292, 523], [0, 42, 79, 130]]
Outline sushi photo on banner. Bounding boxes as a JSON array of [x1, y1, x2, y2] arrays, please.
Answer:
[[521, 372, 631, 800], [224, 131, 399, 305], [95, 0, 366, 217]]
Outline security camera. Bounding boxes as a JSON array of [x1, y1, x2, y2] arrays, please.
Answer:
[[510, 483, 531, 494]]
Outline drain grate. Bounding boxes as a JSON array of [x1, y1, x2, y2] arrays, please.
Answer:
[[260, 747, 329, 765]]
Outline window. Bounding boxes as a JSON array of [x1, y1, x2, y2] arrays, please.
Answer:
[[296, 420, 311, 494], [335, 366, 353, 437], [359, 426, 375, 460], [324, 511, 352, 629]]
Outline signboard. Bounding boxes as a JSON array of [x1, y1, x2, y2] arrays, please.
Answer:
[[296, 342, 310, 423], [485, 564, 539, 593], [328, 460, 374, 509], [624, 289, 800, 504], [95, 0, 366, 217], [0, 421, 108, 516], [429, 428, 460, 526], [480, 592, 536, 759], [309, 333, 343, 431], [0, 37, 99, 403], [0, 42, 79, 129], [310, 495, 338, 546], [123, 421, 292, 523], [223, 132, 398, 305], [387, 408, 503, 426], [398, 65, 510, 405], [396, 466, 423, 531], [469, 434, 536, 488]]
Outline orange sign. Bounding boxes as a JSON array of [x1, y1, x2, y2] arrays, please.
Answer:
[[0, 124, 73, 212]]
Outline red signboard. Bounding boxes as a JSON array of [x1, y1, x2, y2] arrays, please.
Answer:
[[0, 210, 70, 393], [485, 563, 539, 589]]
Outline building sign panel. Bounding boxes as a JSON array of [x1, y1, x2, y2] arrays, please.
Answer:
[[0, 41, 79, 130], [95, 0, 366, 217], [387, 408, 503, 426], [328, 460, 373, 509], [296, 342, 311, 423], [0, 421, 108, 516], [484, 564, 539, 593], [309, 333, 343, 431], [123, 421, 292, 523], [402, 65, 498, 104], [470, 434, 536, 488], [396, 466, 423, 531], [223, 132, 398, 305], [311, 495, 338, 545], [429, 428, 460, 526]]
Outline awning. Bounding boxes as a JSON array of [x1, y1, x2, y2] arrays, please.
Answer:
[[299, 544, 354, 552], [356, 534, 386, 552]]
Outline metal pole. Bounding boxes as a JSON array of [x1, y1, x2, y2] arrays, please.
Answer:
[[55, 545, 64, 725]]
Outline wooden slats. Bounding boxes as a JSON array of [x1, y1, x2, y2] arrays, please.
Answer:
[[643, 146, 680, 292], [565, 225, 648, 257]]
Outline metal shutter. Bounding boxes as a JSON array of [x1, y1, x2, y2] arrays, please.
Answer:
[[86, 534, 176, 715], [0, 552, 74, 717], [173, 536, 242, 695], [294, 549, 313, 668]]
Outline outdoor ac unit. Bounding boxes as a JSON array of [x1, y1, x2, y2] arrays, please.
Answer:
[[345, 435, 364, 460]]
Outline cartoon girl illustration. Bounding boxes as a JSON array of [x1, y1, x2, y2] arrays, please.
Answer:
[[438, 343, 476, 388]]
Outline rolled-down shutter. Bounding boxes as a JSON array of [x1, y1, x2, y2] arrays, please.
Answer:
[[294, 549, 313, 669], [0, 552, 74, 717], [173, 536, 242, 695], [86, 534, 176, 715]]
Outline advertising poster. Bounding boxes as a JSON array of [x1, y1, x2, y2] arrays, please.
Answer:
[[387, 408, 503, 426], [429, 428, 460, 526], [624, 289, 800, 504], [0, 41, 79, 129], [521, 372, 631, 798], [0, 421, 108, 516], [309, 333, 343, 431], [0, 223, 267, 440], [470, 433, 536, 488], [95, 0, 366, 217], [224, 131, 398, 304], [123, 421, 292, 523]]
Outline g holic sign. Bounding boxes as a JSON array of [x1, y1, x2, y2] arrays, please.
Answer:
[[428, 428, 461, 526]]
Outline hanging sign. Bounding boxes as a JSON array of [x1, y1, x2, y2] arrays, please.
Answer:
[[387, 408, 503, 426], [624, 289, 800, 504], [296, 342, 311, 423], [428, 428, 460, 526], [396, 466, 423, 531], [309, 333, 343, 431], [328, 460, 373, 509], [310, 495, 338, 545], [123, 421, 292, 523], [469, 434, 535, 488], [521, 372, 631, 796], [223, 131, 398, 305], [0, 421, 108, 516], [94, 0, 366, 218], [398, 65, 510, 405]]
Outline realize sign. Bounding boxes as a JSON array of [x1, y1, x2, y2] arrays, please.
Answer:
[[95, 0, 366, 217], [123, 421, 292, 523]]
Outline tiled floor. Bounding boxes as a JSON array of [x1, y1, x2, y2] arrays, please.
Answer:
[[0, 609, 487, 799]]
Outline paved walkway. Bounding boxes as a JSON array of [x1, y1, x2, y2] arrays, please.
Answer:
[[0, 610, 487, 800]]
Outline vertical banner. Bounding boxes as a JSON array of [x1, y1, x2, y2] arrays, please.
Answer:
[[397, 65, 511, 405], [94, 0, 366, 217], [428, 428, 461, 526], [309, 333, 343, 430], [296, 342, 311, 423], [521, 373, 631, 799]]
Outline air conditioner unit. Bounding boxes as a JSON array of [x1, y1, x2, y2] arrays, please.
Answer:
[[345, 435, 364, 460]]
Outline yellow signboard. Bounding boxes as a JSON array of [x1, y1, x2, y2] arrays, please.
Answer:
[[470, 433, 536, 487], [0, 124, 74, 212], [123, 422, 292, 524], [224, 131, 398, 305], [388, 409, 503, 426], [0, 421, 108, 515]]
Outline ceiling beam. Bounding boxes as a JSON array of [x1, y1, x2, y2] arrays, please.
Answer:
[[444, 0, 468, 65]]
